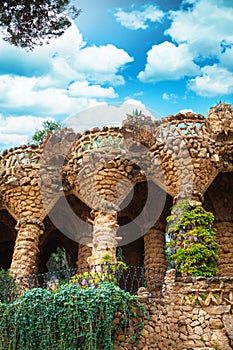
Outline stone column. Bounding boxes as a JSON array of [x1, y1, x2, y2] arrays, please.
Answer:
[[87, 210, 120, 266], [144, 223, 167, 271], [215, 222, 233, 277], [204, 172, 233, 277], [77, 244, 92, 268], [144, 223, 167, 294], [10, 218, 44, 278]]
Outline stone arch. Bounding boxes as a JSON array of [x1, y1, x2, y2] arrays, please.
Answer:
[[217, 132, 233, 173], [0, 240, 15, 270], [39, 228, 78, 273], [117, 179, 172, 271], [204, 172, 233, 276], [42, 193, 92, 244], [0, 209, 17, 270], [117, 217, 144, 267], [39, 194, 93, 273]]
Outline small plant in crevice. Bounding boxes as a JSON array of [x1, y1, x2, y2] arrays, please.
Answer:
[[132, 109, 143, 117], [166, 199, 219, 277]]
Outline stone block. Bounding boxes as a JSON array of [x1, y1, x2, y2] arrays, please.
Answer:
[[222, 315, 233, 340]]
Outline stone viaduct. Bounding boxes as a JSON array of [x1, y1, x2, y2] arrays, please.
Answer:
[[0, 103, 232, 279]]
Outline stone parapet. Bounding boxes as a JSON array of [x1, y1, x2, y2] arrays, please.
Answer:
[[115, 272, 233, 349]]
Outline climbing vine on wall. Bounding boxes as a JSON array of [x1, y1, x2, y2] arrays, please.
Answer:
[[0, 282, 146, 350], [166, 200, 219, 277]]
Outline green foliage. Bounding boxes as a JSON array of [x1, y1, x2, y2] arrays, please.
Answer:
[[29, 120, 62, 146], [132, 109, 142, 117], [101, 253, 112, 263], [0, 0, 80, 49], [0, 282, 146, 349], [46, 247, 73, 272], [117, 247, 125, 263], [70, 259, 128, 288], [0, 268, 11, 281], [166, 200, 219, 277]]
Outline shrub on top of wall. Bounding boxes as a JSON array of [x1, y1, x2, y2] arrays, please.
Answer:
[[166, 199, 219, 277]]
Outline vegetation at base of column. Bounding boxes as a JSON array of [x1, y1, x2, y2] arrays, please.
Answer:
[[0, 281, 146, 350], [166, 199, 219, 277], [70, 254, 128, 287]]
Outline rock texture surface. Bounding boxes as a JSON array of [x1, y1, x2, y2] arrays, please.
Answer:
[[115, 271, 233, 349]]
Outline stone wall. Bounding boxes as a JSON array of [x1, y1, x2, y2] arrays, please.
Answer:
[[0, 103, 233, 277], [115, 270, 233, 350]]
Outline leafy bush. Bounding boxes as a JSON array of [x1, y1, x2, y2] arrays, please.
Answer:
[[0, 282, 146, 350], [166, 200, 219, 277]]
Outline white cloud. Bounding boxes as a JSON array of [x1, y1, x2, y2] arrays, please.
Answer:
[[65, 100, 154, 132], [0, 24, 133, 114], [0, 21, 85, 78], [0, 133, 28, 149], [0, 114, 55, 148], [114, 5, 164, 30], [123, 99, 152, 115], [219, 46, 233, 70], [74, 44, 133, 85], [163, 0, 233, 97], [138, 41, 199, 82], [41, 42, 133, 87], [68, 81, 117, 98], [188, 64, 233, 97], [165, 0, 233, 60], [0, 74, 101, 116], [0, 21, 135, 150], [0, 22, 133, 101], [123, 98, 162, 118], [0, 114, 53, 135], [162, 93, 178, 102], [178, 109, 194, 114]]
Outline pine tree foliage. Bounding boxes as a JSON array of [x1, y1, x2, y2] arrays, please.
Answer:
[[0, 0, 80, 49]]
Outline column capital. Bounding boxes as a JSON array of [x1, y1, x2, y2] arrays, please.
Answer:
[[172, 196, 203, 207], [90, 206, 119, 218], [15, 217, 44, 231]]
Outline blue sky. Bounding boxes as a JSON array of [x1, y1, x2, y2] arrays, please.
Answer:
[[0, 0, 233, 149]]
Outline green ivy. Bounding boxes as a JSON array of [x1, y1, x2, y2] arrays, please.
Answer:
[[166, 200, 219, 277], [0, 282, 146, 350]]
